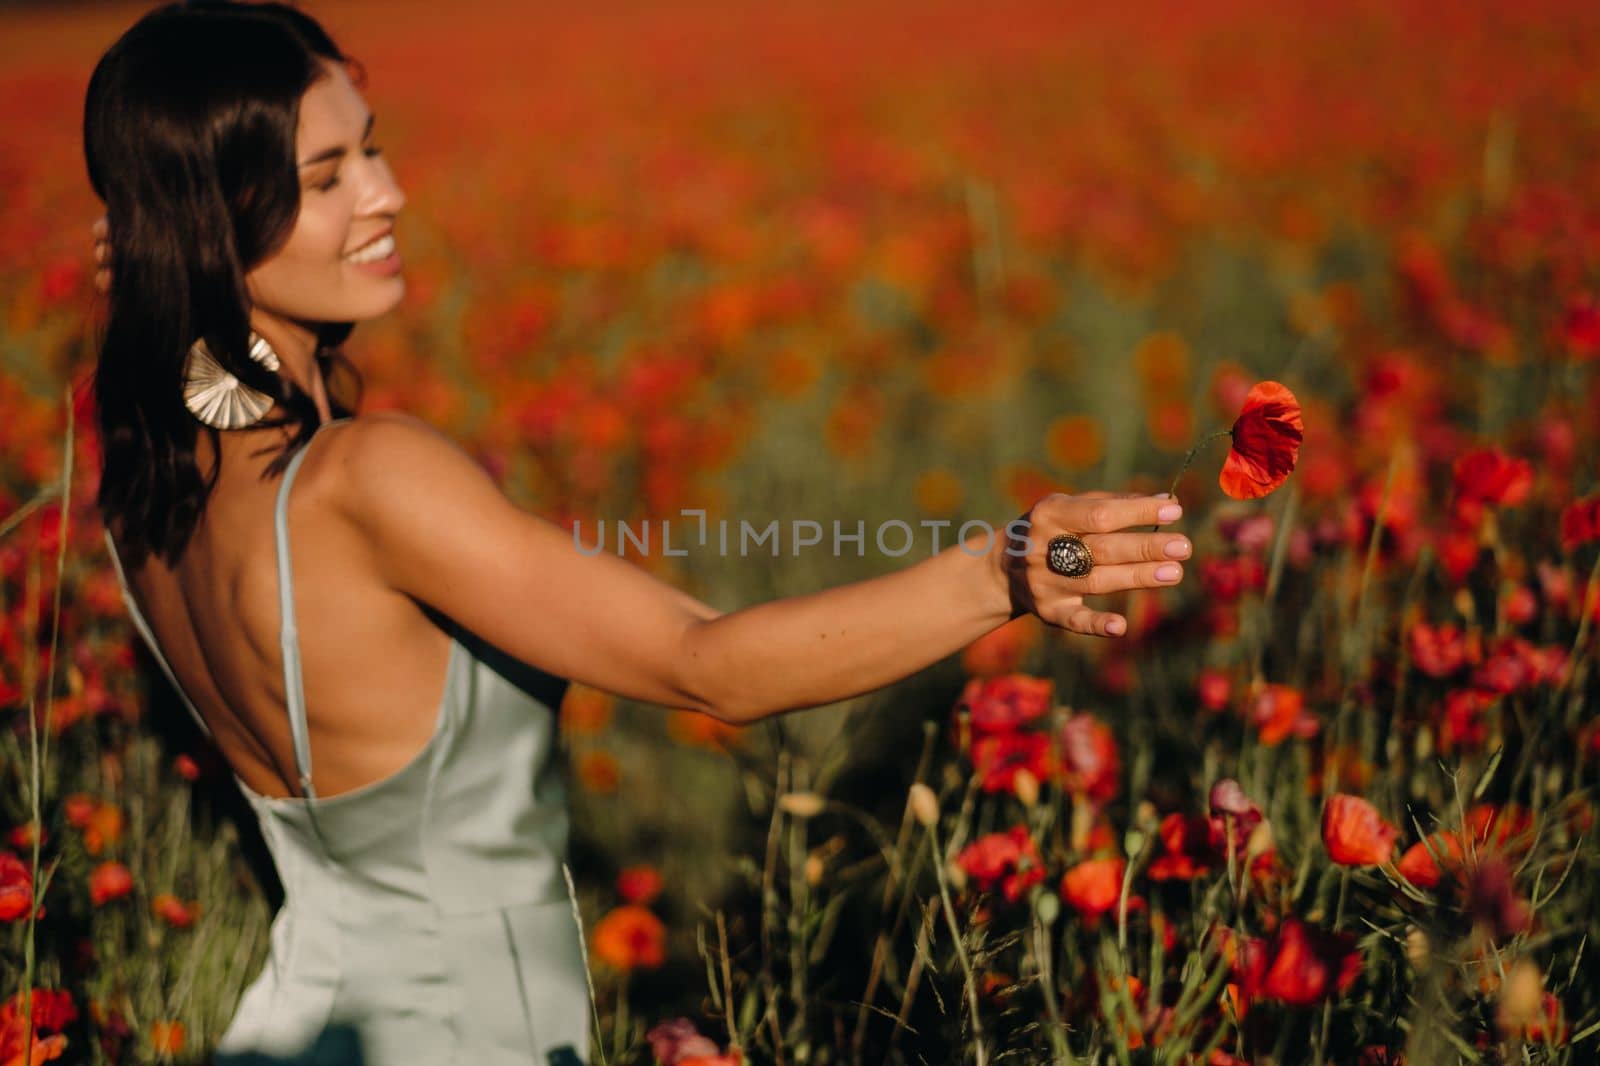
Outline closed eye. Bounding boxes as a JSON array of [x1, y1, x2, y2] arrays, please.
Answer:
[[314, 146, 385, 193]]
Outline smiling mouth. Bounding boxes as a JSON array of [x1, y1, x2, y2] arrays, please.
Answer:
[[344, 233, 396, 264]]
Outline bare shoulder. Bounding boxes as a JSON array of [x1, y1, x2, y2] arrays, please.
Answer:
[[323, 410, 462, 470], [322, 411, 492, 509], [317, 411, 526, 589]]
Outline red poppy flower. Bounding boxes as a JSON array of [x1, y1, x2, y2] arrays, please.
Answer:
[[1207, 778, 1264, 856], [646, 1018, 730, 1066], [1219, 381, 1303, 499], [82, 803, 125, 857], [1244, 683, 1319, 746], [1408, 622, 1474, 678], [958, 674, 1053, 736], [1397, 832, 1465, 890], [0, 851, 37, 922], [1452, 447, 1533, 510], [1056, 713, 1121, 802], [4, 988, 78, 1034], [1465, 803, 1535, 857], [1060, 857, 1125, 920], [1561, 495, 1600, 551], [955, 825, 1045, 903], [0, 990, 74, 1066], [1198, 556, 1267, 602], [150, 1019, 186, 1055], [3, 825, 42, 851], [970, 731, 1055, 794], [89, 862, 134, 907], [1321, 794, 1398, 866], [1438, 688, 1494, 754], [1196, 669, 1233, 712], [617, 865, 664, 906], [151, 893, 200, 928], [591, 904, 666, 971], [1147, 813, 1213, 881], [1436, 527, 1483, 583], [1259, 918, 1363, 1005], [1560, 292, 1600, 360], [1471, 636, 1566, 693], [62, 794, 95, 829], [172, 753, 202, 782]]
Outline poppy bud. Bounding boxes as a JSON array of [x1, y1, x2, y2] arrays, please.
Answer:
[[1012, 768, 1040, 809], [1495, 960, 1544, 1037], [908, 784, 940, 827]]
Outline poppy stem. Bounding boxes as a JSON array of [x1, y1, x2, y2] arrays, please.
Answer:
[[929, 825, 989, 1066], [1312, 867, 1353, 1066], [1149, 428, 1233, 532]]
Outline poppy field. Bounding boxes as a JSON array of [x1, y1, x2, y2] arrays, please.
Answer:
[[3, 0, 1600, 1063]]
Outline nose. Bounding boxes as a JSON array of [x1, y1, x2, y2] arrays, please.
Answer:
[[359, 153, 406, 218]]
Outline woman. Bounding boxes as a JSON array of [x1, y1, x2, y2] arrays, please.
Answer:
[[85, 3, 1191, 1063]]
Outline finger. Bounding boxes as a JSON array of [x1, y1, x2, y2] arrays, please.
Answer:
[[1064, 495, 1182, 534], [1060, 603, 1127, 637], [94, 242, 109, 263], [1065, 560, 1184, 596], [1079, 530, 1191, 566], [95, 268, 111, 294], [93, 216, 108, 238]]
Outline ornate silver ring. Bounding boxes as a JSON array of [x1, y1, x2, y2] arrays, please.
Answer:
[[1046, 533, 1094, 578]]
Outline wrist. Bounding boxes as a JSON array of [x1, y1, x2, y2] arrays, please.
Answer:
[[959, 526, 1017, 626]]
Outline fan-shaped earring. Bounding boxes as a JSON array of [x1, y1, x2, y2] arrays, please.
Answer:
[[181, 331, 281, 429]]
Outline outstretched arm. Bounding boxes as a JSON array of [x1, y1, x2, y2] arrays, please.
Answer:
[[336, 413, 1188, 724]]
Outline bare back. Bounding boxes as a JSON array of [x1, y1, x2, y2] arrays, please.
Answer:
[[110, 418, 453, 801]]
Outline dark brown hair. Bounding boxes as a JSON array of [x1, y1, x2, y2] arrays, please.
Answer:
[[85, 1, 366, 568]]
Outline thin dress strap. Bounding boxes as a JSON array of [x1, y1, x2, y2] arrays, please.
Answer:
[[102, 527, 215, 739], [275, 417, 354, 801], [101, 417, 354, 799]]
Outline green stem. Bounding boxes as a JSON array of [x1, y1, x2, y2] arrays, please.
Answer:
[[929, 826, 988, 1066], [21, 390, 75, 1066], [1150, 428, 1233, 531], [1564, 552, 1600, 711], [562, 863, 609, 1066], [1313, 867, 1352, 1066]]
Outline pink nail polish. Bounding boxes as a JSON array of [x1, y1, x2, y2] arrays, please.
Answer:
[[1158, 504, 1183, 522]]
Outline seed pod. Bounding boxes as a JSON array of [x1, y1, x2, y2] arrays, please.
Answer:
[[1013, 769, 1040, 809], [1245, 818, 1275, 862], [909, 783, 940, 827], [1495, 960, 1544, 1036], [778, 792, 826, 819], [1404, 926, 1430, 968]]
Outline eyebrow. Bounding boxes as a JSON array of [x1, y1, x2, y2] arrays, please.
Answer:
[[297, 113, 375, 169]]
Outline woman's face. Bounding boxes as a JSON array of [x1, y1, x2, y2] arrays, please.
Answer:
[[245, 59, 406, 331]]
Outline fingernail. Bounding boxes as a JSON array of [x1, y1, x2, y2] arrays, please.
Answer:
[[1154, 492, 1171, 498], [1106, 618, 1126, 635], [1158, 504, 1183, 522], [1164, 539, 1190, 558], [1156, 563, 1181, 582]]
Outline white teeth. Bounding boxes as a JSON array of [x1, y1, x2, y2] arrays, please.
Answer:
[[345, 233, 395, 264]]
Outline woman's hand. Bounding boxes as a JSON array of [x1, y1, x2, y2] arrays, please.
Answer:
[[999, 492, 1190, 637], [92, 215, 112, 293]]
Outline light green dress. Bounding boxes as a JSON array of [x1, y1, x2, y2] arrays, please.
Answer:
[[104, 417, 592, 1065]]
